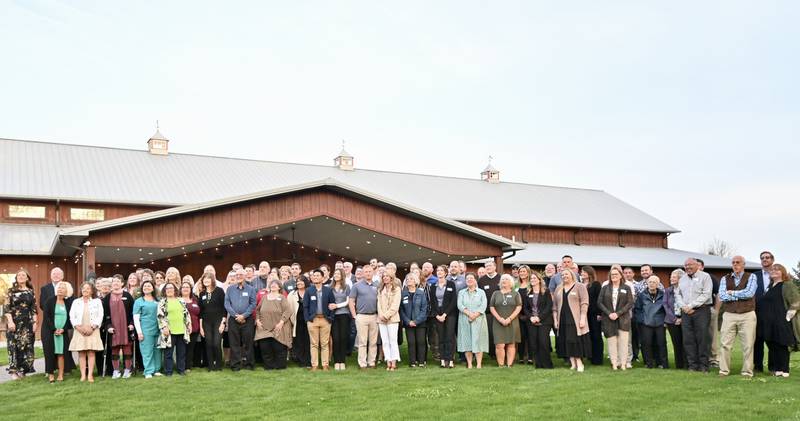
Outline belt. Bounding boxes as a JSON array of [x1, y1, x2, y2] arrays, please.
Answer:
[[358, 312, 377, 315]]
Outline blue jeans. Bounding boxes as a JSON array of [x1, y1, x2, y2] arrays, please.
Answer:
[[164, 334, 187, 375]]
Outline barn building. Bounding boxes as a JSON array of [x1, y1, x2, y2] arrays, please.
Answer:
[[1, 131, 747, 304]]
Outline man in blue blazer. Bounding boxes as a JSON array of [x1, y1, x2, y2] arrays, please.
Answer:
[[304, 269, 337, 371], [752, 251, 775, 372]]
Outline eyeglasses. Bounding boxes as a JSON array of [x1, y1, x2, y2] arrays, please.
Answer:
[[732, 261, 744, 264], [760, 256, 773, 260]]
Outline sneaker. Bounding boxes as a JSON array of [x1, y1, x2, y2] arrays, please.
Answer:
[[111, 370, 122, 379], [144, 374, 153, 379], [154, 372, 163, 377], [122, 369, 132, 379]]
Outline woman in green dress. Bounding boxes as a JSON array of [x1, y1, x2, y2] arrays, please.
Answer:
[[457, 273, 488, 368], [489, 274, 522, 367], [42, 281, 74, 382]]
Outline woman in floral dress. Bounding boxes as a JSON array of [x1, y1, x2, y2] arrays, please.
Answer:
[[3, 269, 37, 380]]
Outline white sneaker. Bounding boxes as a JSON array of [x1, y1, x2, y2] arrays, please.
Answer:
[[112, 370, 122, 379], [144, 374, 153, 379], [577, 366, 585, 373], [122, 369, 132, 379], [154, 372, 163, 376]]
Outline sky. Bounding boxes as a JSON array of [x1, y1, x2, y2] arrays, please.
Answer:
[[1, 1, 798, 268]]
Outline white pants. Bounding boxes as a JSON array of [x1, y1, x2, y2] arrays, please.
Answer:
[[379, 323, 401, 362]]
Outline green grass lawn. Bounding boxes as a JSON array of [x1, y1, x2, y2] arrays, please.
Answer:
[[1, 341, 798, 420], [0, 347, 44, 367]]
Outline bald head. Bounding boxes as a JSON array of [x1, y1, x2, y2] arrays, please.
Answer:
[[732, 255, 746, 273]]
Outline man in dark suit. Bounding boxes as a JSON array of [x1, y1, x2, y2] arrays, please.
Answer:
[[39, 267, 63, 312], [752, 251, 775, 372]]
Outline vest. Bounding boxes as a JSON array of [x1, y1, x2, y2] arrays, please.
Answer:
[[722, 271, 755, 314]]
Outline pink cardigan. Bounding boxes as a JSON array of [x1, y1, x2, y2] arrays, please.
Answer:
[[552, 282, 590, 336]]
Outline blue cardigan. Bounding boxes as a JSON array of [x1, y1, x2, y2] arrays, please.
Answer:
[[303, 284, 337, 323], [400, 287, 429, 326]]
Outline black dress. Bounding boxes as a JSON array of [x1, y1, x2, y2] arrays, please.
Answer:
[[759, 283, 795, 347], [293, 293, 311, 367], [586, 282, 604, 365], [556, 285, 592, 358]]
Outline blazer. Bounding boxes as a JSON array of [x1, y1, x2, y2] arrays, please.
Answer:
[[303, 284, 336, 323], [101, 291, 135, 333], [520, 287, 554, 326], [378, 285, 402, 324], [400, 287, 429, 326], [39, 283, 58, 312], [663, 285, 680, 325], [41, 295, 74, 334], [597, 283, 634, 337], [552, 282, 589, 336], [287, 290, 302, 337], [428, 281, 458, 318], [69, 297, 104, 328], [754, 270, 770, 311]]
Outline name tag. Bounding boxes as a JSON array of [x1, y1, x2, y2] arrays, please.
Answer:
[[402, 298, 409, 304], [122, 297, 128, 301], [192, 304, 198, 308], [506, 295, 512, 299], [483, 285, 490, 290], [621, 290, 628, 294], [446, 288, 453, 292], [569, 292, 577, 297], [311, 296, 317, 301], [287, 286, 294, 291], [276, 297, 281, 301], [202, 294, 208, 300], [242, 292, 249, 297], [528, 294, 535, 298]]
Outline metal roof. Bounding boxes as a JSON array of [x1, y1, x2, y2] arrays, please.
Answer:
[[0, 137, 678, 233], [0, 224, 61, 255], [486, 243, 760, 270], [59, 178, 526, 251]]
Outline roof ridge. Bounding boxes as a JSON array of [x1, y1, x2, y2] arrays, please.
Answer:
[[0, 137, 604, 193]]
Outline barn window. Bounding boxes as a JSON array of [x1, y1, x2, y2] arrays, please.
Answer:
[[70, 207, 105, 221], [8, 205, 46, 219]]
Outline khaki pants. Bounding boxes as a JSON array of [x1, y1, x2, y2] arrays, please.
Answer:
[[719, 311, 756, 376], [709, 307, 720, 364], [308, 316, 331, 368], [356, 314, 378, 368], [608, 330, 630, 368]]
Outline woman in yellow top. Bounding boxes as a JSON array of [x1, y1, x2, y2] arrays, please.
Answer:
[[378, 273, 401, 371], [157, 283, 191, 376]]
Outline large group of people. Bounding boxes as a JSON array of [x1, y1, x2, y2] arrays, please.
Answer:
[[2, 251, 798, 383]]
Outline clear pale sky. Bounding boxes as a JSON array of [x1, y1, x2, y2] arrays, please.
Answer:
[[2, 1, 798, 267]]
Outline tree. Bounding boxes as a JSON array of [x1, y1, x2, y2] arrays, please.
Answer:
[[792, 260, 800, 288], [703, 238, 736, 258]]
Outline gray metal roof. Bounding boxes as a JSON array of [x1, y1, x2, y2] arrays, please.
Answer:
[[488, 243, 759, 270], [0, 224, 61, 255], [0, 137, 678, 233]]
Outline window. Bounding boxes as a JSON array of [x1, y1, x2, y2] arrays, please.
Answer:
[[70, 207, 105, 221], [8, 205, 46, 219]]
